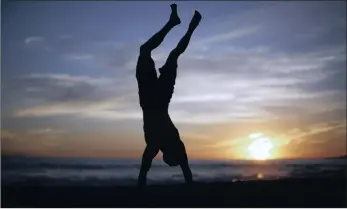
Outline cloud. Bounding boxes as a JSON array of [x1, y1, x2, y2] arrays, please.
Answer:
[[169, 45, 345, 122], [193, 25, 261, 47], [1, 130, 16, 139], [10, 41, 345, 125], [205, 2, 346, 55], [10, 32, 345, 127], [13, 73, 125, 104], [12, 97, 143, 122], [206, 138, 245, 148], [14, 99, 119, 117], [92, 42, 140, 70], [5, 2, 346, 128], [204, 119, 346, 159], [27, 128, 65, 135], [21, 73, 112, 87], [39, 36, 140, 71], [278, 120, 346, 158], [279, 120, 346, 145], [64, 54, 94, 61], [24, 36, 44, 45]]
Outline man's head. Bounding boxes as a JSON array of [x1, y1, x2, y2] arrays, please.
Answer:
[[162, 140, 185, 167], [163, 151, 180, 166]]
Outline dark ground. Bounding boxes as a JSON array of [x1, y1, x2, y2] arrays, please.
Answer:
[[2, 177, 346, 207]]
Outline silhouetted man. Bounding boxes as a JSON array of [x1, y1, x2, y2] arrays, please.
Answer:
[[136, 4, 201, 186]]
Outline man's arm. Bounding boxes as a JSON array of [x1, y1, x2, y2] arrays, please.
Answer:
[[137, 145, 159, 187]]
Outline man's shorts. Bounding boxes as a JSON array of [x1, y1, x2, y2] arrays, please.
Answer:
[[136, 54, 158, 109], [136, 53, 178, 108]]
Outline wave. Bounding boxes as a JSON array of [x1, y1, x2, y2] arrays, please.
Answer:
[[2, 156, 345, 187], [2, 157, 345, 171]]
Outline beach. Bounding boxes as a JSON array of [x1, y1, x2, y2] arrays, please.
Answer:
[[2, 156, 346, 207], [2, 177, 346, 207]]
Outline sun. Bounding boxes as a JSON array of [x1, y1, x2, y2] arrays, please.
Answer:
[[248, 136, 273, 160]]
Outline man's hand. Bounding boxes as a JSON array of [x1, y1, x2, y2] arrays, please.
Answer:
[[137, 175, 147, 188]]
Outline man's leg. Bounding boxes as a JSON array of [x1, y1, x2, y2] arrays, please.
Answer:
[[137, 145, 159, 187], [136, 4, 181, 106], [180, 160, 193, 184], [166, 10, 202, 63], [158, 11, 202, 103], [140, 4, 180, 55], [179, 144, 193, 184], [164, 12, 201, 183]]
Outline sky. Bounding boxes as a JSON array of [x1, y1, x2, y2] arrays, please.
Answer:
[[1, 1, 346, 160]]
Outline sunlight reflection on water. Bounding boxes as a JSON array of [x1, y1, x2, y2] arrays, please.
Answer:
[[257, 173, 264, 179]]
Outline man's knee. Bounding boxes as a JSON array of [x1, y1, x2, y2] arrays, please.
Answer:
[[143, 145, 159, 159], [166, 51, 179, 67], [140, 44, 151, 55]]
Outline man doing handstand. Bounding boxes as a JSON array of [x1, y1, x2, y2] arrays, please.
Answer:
[[136, 4, 201, 186]]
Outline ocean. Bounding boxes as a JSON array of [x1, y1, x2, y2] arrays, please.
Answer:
[[1, 156, 346, 186]]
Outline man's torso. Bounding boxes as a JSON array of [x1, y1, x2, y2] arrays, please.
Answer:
[[142, 109, 180, 146]]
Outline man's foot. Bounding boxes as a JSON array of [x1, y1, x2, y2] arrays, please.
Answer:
[[169, 4, 181, 26], [137, 179, 146, 188], [189, 10, 202, 31], [185, 179, 194, 185], [137, 174, 147, 188]]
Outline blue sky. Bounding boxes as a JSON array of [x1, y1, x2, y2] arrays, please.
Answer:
[[2, 1, 346, 159]]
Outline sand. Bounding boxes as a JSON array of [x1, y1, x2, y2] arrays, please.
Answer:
[[2, 177, 346, 207]]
